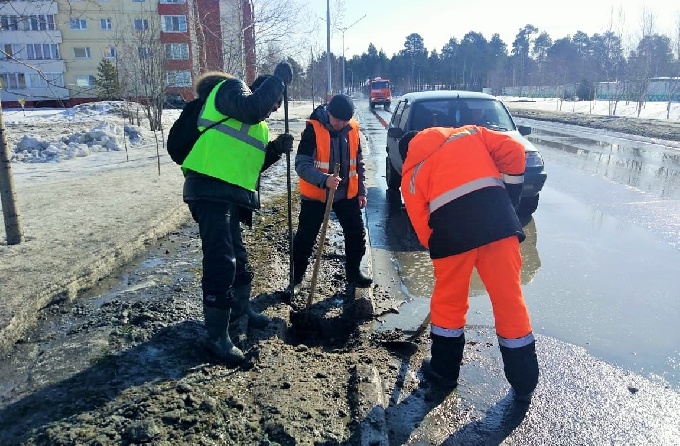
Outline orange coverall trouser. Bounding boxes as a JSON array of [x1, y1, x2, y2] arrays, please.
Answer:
[[431, 235, 532, 340]]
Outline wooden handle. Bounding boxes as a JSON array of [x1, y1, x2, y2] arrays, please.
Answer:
[[306, 163, 341, 314]]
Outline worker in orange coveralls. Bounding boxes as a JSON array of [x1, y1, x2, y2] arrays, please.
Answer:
[[398, 125, 539, 404]]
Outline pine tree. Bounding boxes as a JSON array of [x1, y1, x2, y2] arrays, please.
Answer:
[[94, 59, 121, 100]]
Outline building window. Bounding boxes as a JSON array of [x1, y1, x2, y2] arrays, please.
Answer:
[[103, 47, 116, 59], [28, 14, 56, 31], [27, 43, 60, 60], [1, 15, 20, 31], [138, 47, 152, 58], [70, 18, 87, 30], [165, 43, 189, 60], [166, 70, 191, 87], [73, 47, 91, 59], [76, 75, 96, 87], [134, 19, 149, 31], [100, 18, 112, 30], [29, 72, 64, 88], [1, 44, 22, 59], [161, 15, 187, 32], [160, 0, 186, 3], [0, 73, 27, 89]]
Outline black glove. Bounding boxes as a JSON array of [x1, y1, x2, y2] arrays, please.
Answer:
[[274, 61, 293, 86], [271, 133, 294, 155]]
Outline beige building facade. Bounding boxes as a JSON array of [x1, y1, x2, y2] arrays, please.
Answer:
[[0, 0, 250, 107]]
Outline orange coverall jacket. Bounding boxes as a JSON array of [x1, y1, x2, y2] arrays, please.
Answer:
[[401, 126, 526, 259]]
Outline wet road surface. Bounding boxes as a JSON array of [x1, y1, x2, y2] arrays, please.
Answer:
[[357, 100, 680, 443]]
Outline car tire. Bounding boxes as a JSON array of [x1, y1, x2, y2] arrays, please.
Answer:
[[370, 102, 375, 110], [386, 156, 401, 191], [517, 194, 539, 216]]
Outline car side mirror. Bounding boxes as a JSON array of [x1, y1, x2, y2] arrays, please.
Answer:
[[387, 127, 404, 139], [517, 125, 532, 136]]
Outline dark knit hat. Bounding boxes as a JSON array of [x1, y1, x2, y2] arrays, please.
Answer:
[[398, 130, 419, 161], [327, 94, 355, 121]]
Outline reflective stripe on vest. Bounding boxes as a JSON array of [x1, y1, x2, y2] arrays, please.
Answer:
[[502, 173, 524, 184], [408, 128, 476, 195], [299, 119, 360, 202], [407, 126, 508, 215], [430, 177, 504, 213], [181, 80, 268, 191]]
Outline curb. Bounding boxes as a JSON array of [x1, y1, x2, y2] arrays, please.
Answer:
[[353, 127, 389, 443], [352, 208, 375, 318], [353, 364, 389, 446]]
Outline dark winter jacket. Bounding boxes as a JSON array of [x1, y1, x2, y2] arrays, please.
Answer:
[[295, 105, 366, 201], [183, 75, 285, 226]]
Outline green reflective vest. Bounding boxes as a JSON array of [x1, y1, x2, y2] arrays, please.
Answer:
[[182, 81, 269, 191]]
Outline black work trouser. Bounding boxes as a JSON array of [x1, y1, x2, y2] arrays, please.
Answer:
[[188, 200, 253, 309], [292, 197, 366, 274]]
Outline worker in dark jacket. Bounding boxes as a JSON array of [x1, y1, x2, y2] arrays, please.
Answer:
[[399, 126, 539, 403], [182, 61, 294, 365], [292, 94, 372, 288]]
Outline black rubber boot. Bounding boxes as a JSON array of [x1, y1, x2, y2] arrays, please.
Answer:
[[346, 268, 373, 288], [500, 340, 539, 404], [422, 333, 465, 389], [231, 284, 271, 329], [203, 303, 244, 366], [293, 265, 306, 286]]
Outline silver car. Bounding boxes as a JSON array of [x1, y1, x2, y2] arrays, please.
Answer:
[[385, 90, 547, 215]]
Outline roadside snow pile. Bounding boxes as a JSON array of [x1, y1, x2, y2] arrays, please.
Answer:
[[10, 121, 143, 163], [6, 100, 161, 163]]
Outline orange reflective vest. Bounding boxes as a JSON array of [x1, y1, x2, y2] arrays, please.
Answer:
[[298, 119, 360, 202]]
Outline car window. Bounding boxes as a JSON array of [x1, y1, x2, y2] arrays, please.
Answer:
[[452, 99, 515, 130], [406, 98, 516, 131], [390, 101, 404, 127], [398, 103, 411, 130]]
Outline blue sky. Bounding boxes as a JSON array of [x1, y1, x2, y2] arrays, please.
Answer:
[[306, 0, 679, 59]]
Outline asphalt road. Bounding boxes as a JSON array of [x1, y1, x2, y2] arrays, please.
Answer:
[[355, 99, 680, 444]]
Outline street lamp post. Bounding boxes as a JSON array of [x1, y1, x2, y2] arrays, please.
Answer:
[[346, 67, 353, 94], [337, 14, 366, 95], [326, 0, 331, 103]]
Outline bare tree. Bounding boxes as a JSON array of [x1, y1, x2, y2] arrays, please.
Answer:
[[113, 11, 166, 174], [628, 8, 657, 117], [0, 103, 24, 245], [667, 11, 680, 119]]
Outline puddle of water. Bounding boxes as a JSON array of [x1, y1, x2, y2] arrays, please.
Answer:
[[529, 128, 680, 200], [141, 257, 164, 269]]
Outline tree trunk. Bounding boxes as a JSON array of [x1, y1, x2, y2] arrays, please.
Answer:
[[0, 104, 25, 245]]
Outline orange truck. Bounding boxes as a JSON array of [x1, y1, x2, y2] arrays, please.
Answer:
[[368, 77, 391, 110]]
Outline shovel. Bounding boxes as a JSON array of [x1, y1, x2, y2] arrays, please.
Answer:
[[305, 163, 341, 318], [377, 311, 431, 349]]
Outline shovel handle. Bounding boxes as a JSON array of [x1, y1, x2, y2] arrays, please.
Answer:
[[283, 86, 295, 294], [306, 163, 341, 315], [407, 312, 431, 341]]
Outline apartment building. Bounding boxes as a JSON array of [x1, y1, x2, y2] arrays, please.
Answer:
[[0, 0, 68, 106], [0, 0, 254, 108]]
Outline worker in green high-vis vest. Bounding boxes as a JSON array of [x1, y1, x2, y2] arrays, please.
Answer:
[[182, 61, 294, 365]]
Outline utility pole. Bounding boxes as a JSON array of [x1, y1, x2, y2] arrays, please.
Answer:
[[337, 14, 366, 95], [0, 100, 25, 245]]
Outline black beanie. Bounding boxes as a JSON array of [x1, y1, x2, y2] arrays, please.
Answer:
[[327, 94, 355, 121], [398, 130, 419, 161]]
